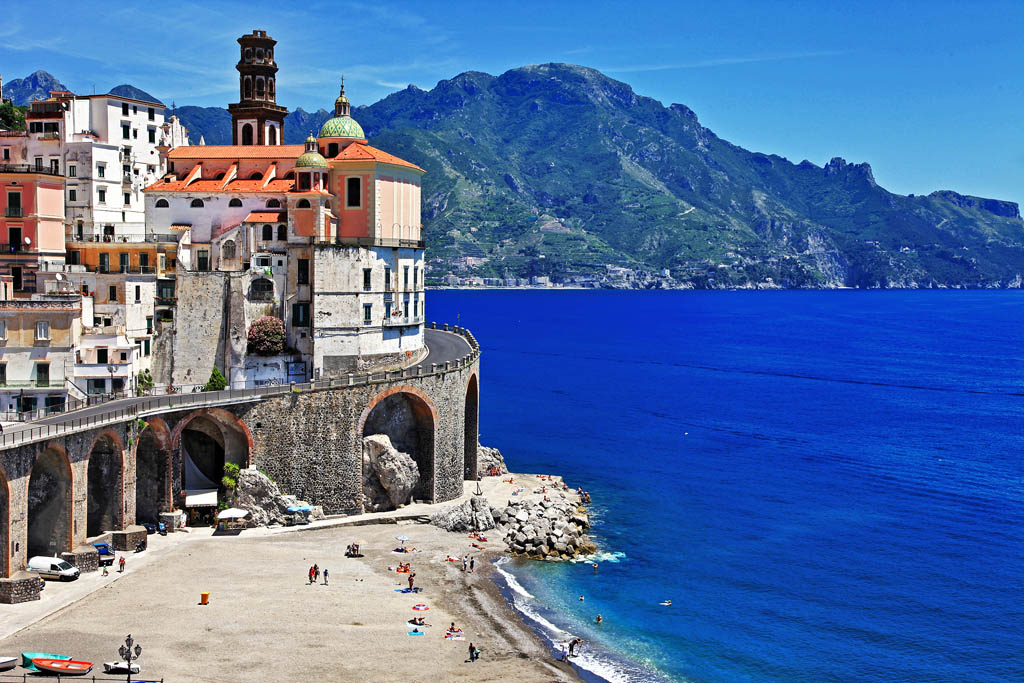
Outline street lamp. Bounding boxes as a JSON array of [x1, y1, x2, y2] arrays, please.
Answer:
[[107, 363, 116, 398], [117, 633, 142, 682]]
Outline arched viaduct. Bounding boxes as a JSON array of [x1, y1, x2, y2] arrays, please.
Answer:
[[0, 326, 480, 603]]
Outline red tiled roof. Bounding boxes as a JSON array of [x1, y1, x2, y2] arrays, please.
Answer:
[[145, 177, 295, 193], [169, 145, 303, 160], [334, 143, 424, 172], [243, 211, 287, 223]]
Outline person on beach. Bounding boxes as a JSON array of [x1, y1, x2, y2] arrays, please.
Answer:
[[408, 572, 416, 591], [468, 642, 479, 662], [469, 556, 475, 573], [102, 563, 109, 577], [314, 564, 320, 583], [119, 556, 125, 573], [462, 555, 468, 572], [559, 641, 569, 662], [323, 568, 329, 585]]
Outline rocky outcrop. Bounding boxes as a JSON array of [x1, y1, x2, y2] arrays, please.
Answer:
[[430, 495, 497, 533], [496, 497, 596, 561], [362, 434, 419, 512], [477, 442, 508, 477], [234, 468, 325, 526]]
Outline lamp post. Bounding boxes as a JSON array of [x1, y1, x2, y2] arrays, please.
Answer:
[[117, 633, 142, 682], [107, 363, 116, 398]]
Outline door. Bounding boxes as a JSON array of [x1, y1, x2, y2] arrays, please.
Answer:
[[8, 227, 21, 251], [119, 253, 130, 273]]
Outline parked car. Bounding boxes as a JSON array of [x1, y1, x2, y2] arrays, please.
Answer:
[[27, 556, 80, 581], [93, 542, 115, 567]]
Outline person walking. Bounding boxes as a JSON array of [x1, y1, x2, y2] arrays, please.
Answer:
[[118, 556, 125, 573], [308, 565, 315, 584], [408, 572, 416, 592], [314, 564, 320, 583], [323, 568, 329, 585], [469, 556, 475, 573], [462, 555, 468, 572]]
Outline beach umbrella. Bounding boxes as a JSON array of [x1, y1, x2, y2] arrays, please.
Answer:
[[217, 507, 249, 520], [395, 535, 409, 545]]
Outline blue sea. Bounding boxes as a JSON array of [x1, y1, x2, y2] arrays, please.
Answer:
[[428, 290, 1024, 683]]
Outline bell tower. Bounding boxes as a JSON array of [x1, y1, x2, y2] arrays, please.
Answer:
[[227, 30, 288, 145]]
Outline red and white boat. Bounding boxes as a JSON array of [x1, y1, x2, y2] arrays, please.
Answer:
[[32, 658, 94, 676]]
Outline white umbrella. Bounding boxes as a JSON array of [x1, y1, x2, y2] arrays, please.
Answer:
[[217, 507, 249, 520], [395, 535, 409, 545]]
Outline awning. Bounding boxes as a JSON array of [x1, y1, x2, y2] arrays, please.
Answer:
[[184, 489, 218, 507], [169, 223, 192, 231]]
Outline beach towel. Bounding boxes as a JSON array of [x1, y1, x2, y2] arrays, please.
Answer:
[[412, 604, 429, 611], [444, 634, 465, 641], [407, 631, 426, 636]]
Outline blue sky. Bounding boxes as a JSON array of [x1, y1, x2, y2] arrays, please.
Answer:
[[2, 0, 1022, 204]]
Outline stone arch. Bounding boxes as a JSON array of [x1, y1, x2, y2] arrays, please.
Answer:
[[464, 373, 479, 480], [242, 123, 253, 146], [135, 418, 172, 525], [359, 386, 437, 502], [173, 409, 252, 507], [86, 429, 124, 538], [0, 464, 8, 578], [27, 444, 73, 558], [268, 126, 277, 145]]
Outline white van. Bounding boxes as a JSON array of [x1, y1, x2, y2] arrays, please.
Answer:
[[27, 556, 80, 581]]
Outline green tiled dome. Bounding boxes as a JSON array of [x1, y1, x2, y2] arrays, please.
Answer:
[[295, 150, 328, 169], [319, 115, 365, 139]]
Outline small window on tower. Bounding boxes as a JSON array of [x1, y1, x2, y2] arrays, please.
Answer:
[[229, 198, 243, 207], [347, 177, 361, 208]]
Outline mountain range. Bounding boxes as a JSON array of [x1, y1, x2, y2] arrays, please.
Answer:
[[7, 67, 1024, 288]]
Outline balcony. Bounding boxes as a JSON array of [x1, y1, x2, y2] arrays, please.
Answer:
[[383, 315, 424, 328], [316, 237, 426, 250], [0, 163, 62, 177], [0, 243, 31, 254], [5, 207, 24, 218], [65, 233, 178, 244], [73, 362, 132, 379], [94, 265, 156, 275]]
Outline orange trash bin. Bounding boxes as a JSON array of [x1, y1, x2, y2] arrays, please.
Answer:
[[200, 592, 210, 605]]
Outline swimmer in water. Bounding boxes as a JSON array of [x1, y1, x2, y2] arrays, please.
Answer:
[[596, 614, 603, 624], [660, 600, 672, 606], [579, 595, 585, 601]]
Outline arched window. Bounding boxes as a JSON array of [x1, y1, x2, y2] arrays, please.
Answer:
[[262, 225, 272, 241], [248, 171, 262, 180], [241, 123, 253, 145], [266, 198, 281, 208], [155, 198, 169, 208], [214, 172, 225, 180], [268, 126, 277, 145], [255, 77, 265, 100], [244, 47, 252, 61], [296, 199, 311, 209], [284, 171, 295, 180], [229, 198, 243, 207], [277, 224, 286, 241], [243, 77, 252, 100], [268, 78, 275, 98], [222, 240, 236, 261], [249, 278, 273, 302], [327, 143, 339, 158], [255, 48, 264, 60], [190, 198, 204, 208]]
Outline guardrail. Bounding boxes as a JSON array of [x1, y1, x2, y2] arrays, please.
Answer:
[[0, 323, 479, 449]]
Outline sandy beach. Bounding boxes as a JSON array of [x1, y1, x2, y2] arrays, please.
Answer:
[[0, 475, 582, 682]]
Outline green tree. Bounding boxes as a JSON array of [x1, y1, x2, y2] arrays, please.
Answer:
[[203, 366, 227, 392], [0, 102, 26, 131]]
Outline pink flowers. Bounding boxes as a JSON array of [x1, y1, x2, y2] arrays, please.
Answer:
[[248, 315, 285, 355]]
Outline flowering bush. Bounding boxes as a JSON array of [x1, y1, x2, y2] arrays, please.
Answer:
[[248, 315, 285, 356]]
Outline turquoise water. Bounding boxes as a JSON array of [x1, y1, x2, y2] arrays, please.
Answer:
[[429, 290, 1024, 682]]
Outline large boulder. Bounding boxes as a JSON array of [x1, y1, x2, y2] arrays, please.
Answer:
[[362, 434, 419, 512], [430, 495, 497, 533], [233, 468, 325, 526], [477, 443, 508, 477]]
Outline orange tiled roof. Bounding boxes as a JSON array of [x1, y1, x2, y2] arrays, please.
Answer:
[[145, 177, 295, 193], [243, 211, 287, 223], [334, 143, 424, 172], [168, 145, 304, 160]]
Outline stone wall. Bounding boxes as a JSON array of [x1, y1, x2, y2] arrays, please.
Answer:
[[169, 271, 229, 387]]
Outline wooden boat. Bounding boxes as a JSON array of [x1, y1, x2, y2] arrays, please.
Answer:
[[0, 656, 16, 672], [20, 652, 70, 671], [104, 660, 141, 674], [32, 658, 94, 676]]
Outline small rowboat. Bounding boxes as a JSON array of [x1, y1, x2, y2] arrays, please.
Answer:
[[104, 660, 141, 674], [32, 658, 94, 676], [20, 652, 70, 671], [0, 656, 16, 672]]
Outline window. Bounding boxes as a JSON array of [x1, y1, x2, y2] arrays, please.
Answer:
[[123, 164, 130, 176], [363, 268, 372, 291], [384, 268, 391, 290], [249, 278, 273, 302], [268, 126, 277, 145], [133, 129, 138, 139], [97, 164, 105, 178], [69, 189, 77, 202], [297, 258, 309, 285], [1, 148, 7, 161], [384, 301, 392, 319], [122, 102, 129, 116], [277, 224, 286, 241], [97, 348, 108, 364], [292, 302, 310, 327], [144, 339, 150, 356], [414, 267, 418, 289], [155, 198, 169, 208], [120, 351, 128, 362], [296, 198, 311, 209], [8, 227, 21, 250], [146, 316, 153, 333], [241, 123, 253, 145], [119, 252, 129, 272], [229, 198, 243, 207], [297, 173, 310, 191], [190, 198, 204, 208], [0, 321, 6, 340], [197, 249, 210, 272], [122, 124, 130, 140], [327, 143, 338, 158], [222, 240, 236, 260], [98, 189, 106, 203], [148, 128, 156, 144], [109, 285, 118, 302], [69, 250, 80, 265], [346, 177, 361, 207], [148, 107, 155, 121], [68, 164, 76, 177], [99, 252, 110, 272], [36, 363, 49, 388], [135, 285, 141, 303], [0, 364, 5, 386], [50, 158, 59, 174], [262, 225, 272, 241], [403, 265, 409, 289], [124, 192, 131, 205], [363, 303, 372, 325], [414, 293, 419, 317], [35, 321, 50, 340], [33, 157, 42, 171], [266, 199, 280, 208], [140, 253, 149, 268]]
